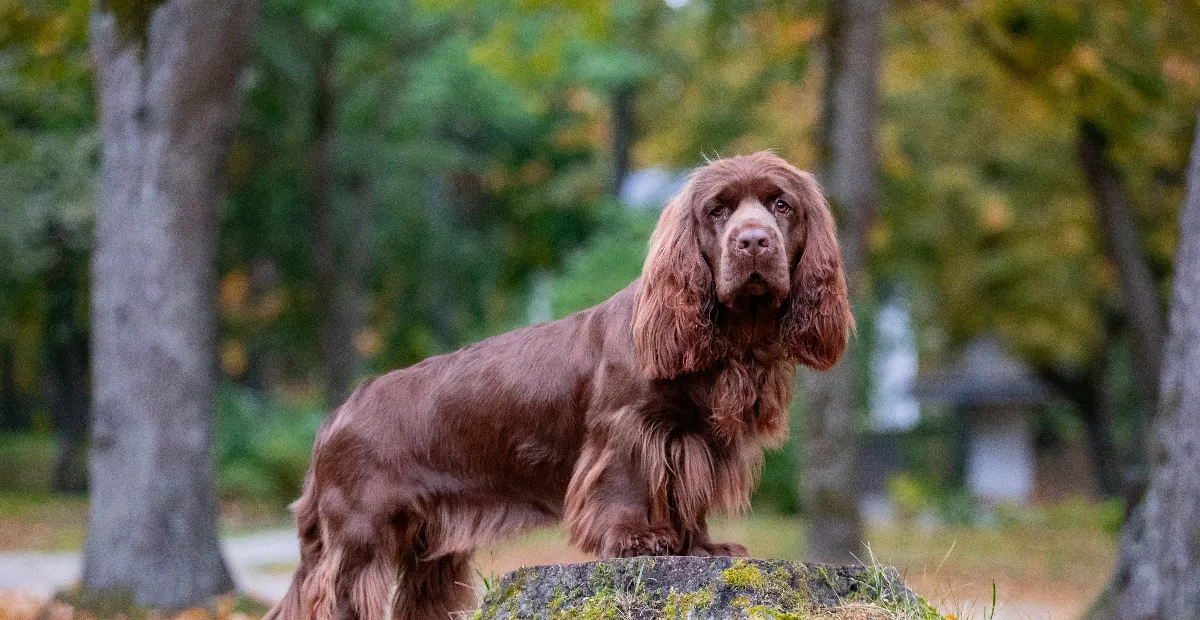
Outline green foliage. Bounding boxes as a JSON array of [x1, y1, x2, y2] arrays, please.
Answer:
[[221, 0, 610, 375], [0, 0, 94, 425], [0, 433, 56, 491], [2, 0, 1199, 529], [880, 0, 1199, 370], [100, 0, 165, 50], [550, 205, 655, 318], [213, 385, 325, 504]]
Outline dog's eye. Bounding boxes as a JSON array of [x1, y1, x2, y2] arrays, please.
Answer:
[[773, 198, 792, 214], [708, 206, 728, 219]]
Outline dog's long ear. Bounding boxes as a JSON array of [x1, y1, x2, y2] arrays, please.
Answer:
[[779, 170, 853, 370], [633, 187, 716, 380]]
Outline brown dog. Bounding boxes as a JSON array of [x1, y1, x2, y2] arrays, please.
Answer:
[[264, 152, 852, 620]]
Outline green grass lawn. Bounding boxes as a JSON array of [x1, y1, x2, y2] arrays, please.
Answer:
[[0, 492, 88, 552], [0, 492, 291, 553]]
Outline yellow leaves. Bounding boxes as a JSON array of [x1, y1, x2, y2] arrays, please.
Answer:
[[520, 159, 551, 185], [355, 330, 382, 358], [880, 123, 912, 180], [551, 121, 600, 152], [778, 18, 819, 48], [868, 221, 891, 253], [745, 12, 819, 65], [218, 270, 284, 323], [221, 339, 247, 377], [34, 14, 68, 56], [978, 194, 1013, 233], [930, 165, 978, 196], [1162, 55, 1200, 87], [219, 271, 251, 318], [468, 17, 564, 89], [1071, 45, 1100, 74], [218, 268, 287, 377]]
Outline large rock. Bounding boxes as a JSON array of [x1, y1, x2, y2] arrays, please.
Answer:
[[475, 556, 940, 619]]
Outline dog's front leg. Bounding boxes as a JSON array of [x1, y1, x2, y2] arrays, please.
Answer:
[[564, 440, 682, 558], [681, 521, 749, 558]]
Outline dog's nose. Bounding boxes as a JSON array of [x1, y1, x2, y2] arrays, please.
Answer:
[[735, 228, 771, 256]]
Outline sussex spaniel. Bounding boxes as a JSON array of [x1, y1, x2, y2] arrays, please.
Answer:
[[265, 152, 852, 620]]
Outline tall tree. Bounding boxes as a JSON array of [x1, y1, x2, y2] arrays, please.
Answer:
[[801, 0, 884, 564], [44, 222, 90, 493], [308, 32, 365, 408], [1087, 111, 1200, 619], [1077, 120, 1165, 415], [84, 0, 258, 608]]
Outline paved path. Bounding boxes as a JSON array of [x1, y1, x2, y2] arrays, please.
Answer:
[[0, 530, 300, 602]]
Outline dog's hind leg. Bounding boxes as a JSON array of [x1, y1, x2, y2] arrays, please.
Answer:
[[336, 548, 398, 620], [265, 477, 326, 620], [393, 539, 474, 620]]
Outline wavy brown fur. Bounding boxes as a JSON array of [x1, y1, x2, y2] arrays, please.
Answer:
[[264, 152, 852, 620]]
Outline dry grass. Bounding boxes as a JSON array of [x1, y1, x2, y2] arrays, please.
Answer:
[[0, 592, 269, 620], [477, 505, 1116, 618], [0, 493, 291, 553], [0, 498, 1116, 618], [0, 494, 88, 552]]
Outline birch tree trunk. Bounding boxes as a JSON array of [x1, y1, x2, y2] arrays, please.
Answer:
[[801, 0, 884, 564], [85, 0, 258, 608], [1086, 111, 1200, 619]]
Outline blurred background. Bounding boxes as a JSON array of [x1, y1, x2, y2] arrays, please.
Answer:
[[3, 0, 1200, 617]]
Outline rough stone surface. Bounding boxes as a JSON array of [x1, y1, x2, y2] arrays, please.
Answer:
[[475, 556, 939, 619]]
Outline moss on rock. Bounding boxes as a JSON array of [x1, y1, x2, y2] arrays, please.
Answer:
[[476, 556, 939, 619]]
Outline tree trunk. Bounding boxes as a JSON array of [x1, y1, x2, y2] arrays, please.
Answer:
[[1040, 363, 1124, 499], [85, 0, 257, 608], [1080, 374, 1124, 500], [611, 84, 635, 196], [0, 344, 25, 432], [1086, 111, 1200, 619], [801, 0, 884, 564], [1078, 121, 1165, 415], [243, 256, 281, 395], [311, 34, 362, 408], [44, 222, 90, 493]]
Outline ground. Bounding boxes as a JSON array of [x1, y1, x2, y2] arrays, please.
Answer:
[[0, 493, 1115, 619]]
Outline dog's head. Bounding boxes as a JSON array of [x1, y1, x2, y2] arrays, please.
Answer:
[[632, 152, 853, 379]]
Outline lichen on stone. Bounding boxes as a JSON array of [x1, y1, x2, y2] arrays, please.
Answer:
[[662, 586, 715, 618], [722, 559, 765, 589], [476, 556, 938, 619]]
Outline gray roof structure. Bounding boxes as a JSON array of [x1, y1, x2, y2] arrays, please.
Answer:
[[913, 335, 1054, 407]]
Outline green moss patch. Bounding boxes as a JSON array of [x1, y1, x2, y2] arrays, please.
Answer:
[[476, 556, 939, 619]]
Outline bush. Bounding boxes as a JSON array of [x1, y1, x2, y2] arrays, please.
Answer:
[[0, 433, 57, 492], [213, 385, 325, 506]]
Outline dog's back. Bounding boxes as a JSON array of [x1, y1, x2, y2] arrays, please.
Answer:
[[264, 286, 640, 620]]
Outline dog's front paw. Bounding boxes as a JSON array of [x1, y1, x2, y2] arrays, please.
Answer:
[[702, 541, 749, 557], [604, 527, 682, 557]]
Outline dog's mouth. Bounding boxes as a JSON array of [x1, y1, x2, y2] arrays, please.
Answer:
[[742, 273, 769, 296], [716, 256, 790, 308], [728, 273, 786, 308]]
